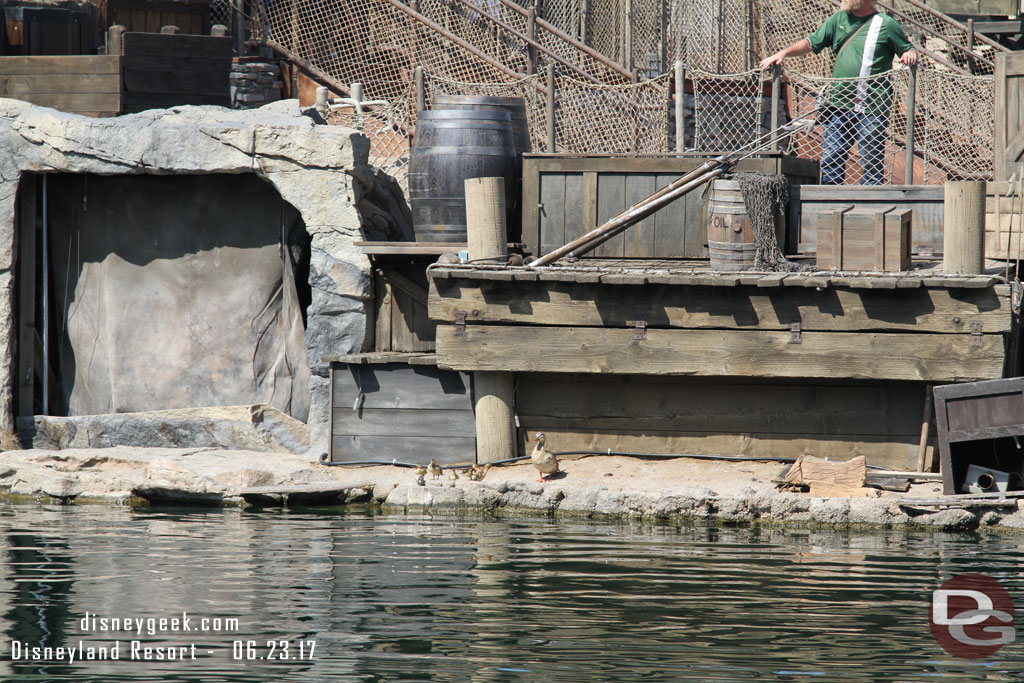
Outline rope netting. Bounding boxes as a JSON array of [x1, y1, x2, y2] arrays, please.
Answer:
[[553, 73, 670, 154], [325, 86, 414, 188]]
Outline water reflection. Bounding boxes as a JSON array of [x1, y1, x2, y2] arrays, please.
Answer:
[[0, 505, 1022, 681]]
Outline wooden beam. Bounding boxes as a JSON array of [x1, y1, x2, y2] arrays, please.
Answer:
[[428, 280, 1013, 334], [435, 325, 1005, 381]]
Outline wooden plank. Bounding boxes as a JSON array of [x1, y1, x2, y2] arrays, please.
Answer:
[[581, 171, 598, 232], [390, 280, 435, 352], [516, 374, 928, 435], [0, 55, 120, 75], [429, 279, 1013, 333], [375, 275, 392, 352], [8, 92, 121, 114], [539, 172, 566, 256], [332, 363, 472, 410], [0, 73, 120, 96], [593, 173, 625, 258], [123, 32, 232, 60], [333, 408, 476, 437], [563, 173, 585, 246], [654, 173, 686, 258], [521, 157, 541, 256], [16, 176, 36, 418], [624, 173, 657, 258], [122, 66, 228, 96], [436, 325, 1005, 381], [331, 435, 476, 465], [357, 241, 468, 255]]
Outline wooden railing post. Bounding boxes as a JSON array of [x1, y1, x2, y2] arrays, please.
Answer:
[[623, 0, 633, 72], [944, 181, 985, 274], [547, 63, 557, 152], [527, 7, 538, 75], [415, 66, 426, 112], [674, 60, 685, 153], [474, 371, 517, 464], [967, 18, 975, 73], [770, 65, 781, 152], [234, 0, 246, 57], [904, 62, 917, 185]]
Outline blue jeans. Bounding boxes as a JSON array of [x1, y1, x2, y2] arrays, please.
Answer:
[[821, 110, 887, 185]]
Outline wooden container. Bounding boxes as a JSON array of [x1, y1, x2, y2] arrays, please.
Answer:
[[706, 178, 755, 270], [816, 205, 912, 272], [934, 378, 1024, 495], [408, 110, 517, 243]]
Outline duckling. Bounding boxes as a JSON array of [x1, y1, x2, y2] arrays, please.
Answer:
[[467, 464, 482, 481], [448, 470, 459, 487], [414, 463, 427, 478], [477, 463, 492, 481], [428, 459, 443, 480], [530, 432, 559, 482]]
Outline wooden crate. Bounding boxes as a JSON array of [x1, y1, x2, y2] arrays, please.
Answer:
[[121, 31, 231, 113], [328, 356, 475, 465], [0, 55, 121, 115], [934, 378, 1024, 495], [522, 153, 819, 260], [2, 4, 99, 56], [816, 205, 912, 272]]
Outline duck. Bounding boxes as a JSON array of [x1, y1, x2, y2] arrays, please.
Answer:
[[530, 433, 559, 482], [468, 463, 493, 481], [448, 469, 460, 483], [414, 463, 427, 478], [428, 459, 443, 480]]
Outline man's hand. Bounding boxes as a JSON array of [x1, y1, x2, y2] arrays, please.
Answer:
[[759, 52, 786, 70], [899, 49, 918, 66]]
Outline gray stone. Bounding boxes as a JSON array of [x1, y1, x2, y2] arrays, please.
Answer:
[[18, 405, 309, 453], [912, 508, 979, 531], [998, 511, 1024, 529]]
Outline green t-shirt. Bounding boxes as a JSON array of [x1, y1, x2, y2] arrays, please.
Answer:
[[807, 11, 914, 116]]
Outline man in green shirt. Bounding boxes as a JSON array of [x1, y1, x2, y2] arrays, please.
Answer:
[[759, 0, 917, 184]]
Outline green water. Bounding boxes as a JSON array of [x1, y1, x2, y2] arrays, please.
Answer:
[[0, 503, 1022, 682]]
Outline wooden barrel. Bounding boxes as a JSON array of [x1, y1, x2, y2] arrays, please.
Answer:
[[430, 95, 531, 155], [409, 110, 517, 243], [431, 95, 530, 242], [706, 178, 755, 271]]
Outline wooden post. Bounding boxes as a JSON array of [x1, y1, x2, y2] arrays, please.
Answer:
[[943, 181, 986, 274], [546, 63, 556, 152], [211, 24, 228, 37], [415, 66, 426, 112], [904, 62, 917, 185], [580, 0, 587, 43], [107, 24, 125, 56], [916, 385, 933, 472], [234, 0, 246, 57], [527, 8, 538, 75], [315, 86, 329, 116], [674, 60, 685, 153], [474, 372, 517, 464], [623, 0, 633, 72], [160, 25, 179, 34], [770, 65, 781, 152], [16, 176, 36, 418], [967, 18, 975, 74], [465, 178, 508, 264]]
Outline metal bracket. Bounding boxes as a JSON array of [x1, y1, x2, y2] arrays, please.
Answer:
[[454, 311, 467, 337], [970, 321, 983, 350], [788, 322, 802, 344], [634, 319, 647, 341]]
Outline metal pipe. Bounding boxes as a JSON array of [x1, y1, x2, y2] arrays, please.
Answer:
[[904, 62, 917, 185], [770, 65, 781, 152], [546, 63, 557, 152], [916, 385, 933, 472], [415, 66, 426, 112], [41, 174, 48, 416]]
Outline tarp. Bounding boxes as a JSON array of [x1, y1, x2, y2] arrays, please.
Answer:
[[47, 173, 311, 422]]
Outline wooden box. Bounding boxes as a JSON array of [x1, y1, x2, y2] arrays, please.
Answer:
[[816, 205, 912, 272], [934, 378, 1024, 495]]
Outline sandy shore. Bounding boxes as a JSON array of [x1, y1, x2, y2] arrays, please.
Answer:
[[0, 447, 1021, 532]]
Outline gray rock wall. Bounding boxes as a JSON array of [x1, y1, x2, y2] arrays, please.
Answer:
[[0, 98, 381, 455]]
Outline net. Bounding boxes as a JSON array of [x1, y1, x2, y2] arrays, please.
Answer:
[[735, 172, 794, 271]]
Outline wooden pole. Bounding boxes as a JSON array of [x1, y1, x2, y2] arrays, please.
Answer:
[[770, 65, 781, 152], [527, 7, 538, 75], [234, 0, 246, 57], [624, 0, 633, 72], [943, 180, 986, 274], [107, 24, 125, 56], [674, 60, 685, 153], [415, 66, 426, 112], [465, 178, 508, 264], [474, 372, 517, 464], [967, 18, 975, 74], [916, 385, 933, 472], [904, 61, 917, 185], [547, 63, 557, 152]]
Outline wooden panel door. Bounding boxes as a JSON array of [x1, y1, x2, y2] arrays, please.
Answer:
[[995, 52, 1024, 182]]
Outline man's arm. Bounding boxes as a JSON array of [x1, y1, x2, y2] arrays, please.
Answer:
[[759, 39, 813, 70]]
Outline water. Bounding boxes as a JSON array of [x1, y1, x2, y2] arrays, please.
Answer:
[[1, 503, 1023, 682]]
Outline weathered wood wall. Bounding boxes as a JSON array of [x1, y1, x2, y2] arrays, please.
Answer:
[[374, 265, 435, 353], [516, 374, 933, 471], [994, 45, 1024, 186], [121, 32, 230, 113], [329, 359, 475, 464], [0, 55, 121, 115], [522, 154, 819, 260], [2, 5, 98, 56], [108, 0, 212, 36]]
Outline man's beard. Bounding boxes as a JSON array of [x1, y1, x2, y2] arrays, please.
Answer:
[[840, 0, 863, 11]]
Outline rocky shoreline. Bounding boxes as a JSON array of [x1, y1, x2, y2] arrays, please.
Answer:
[[0, 447, 1022, 533]]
